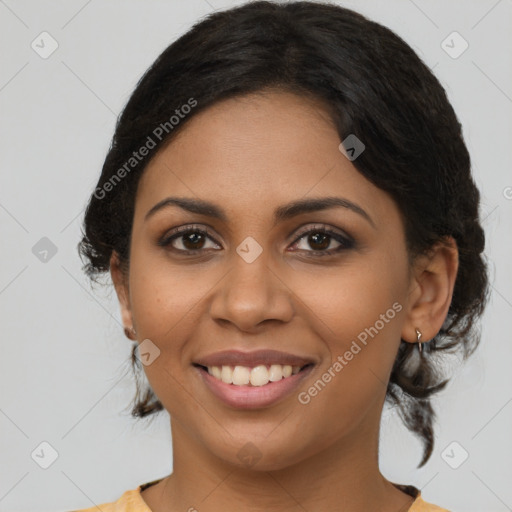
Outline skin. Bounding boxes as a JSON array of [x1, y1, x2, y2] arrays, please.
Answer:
[[110, 90, 458, 512]]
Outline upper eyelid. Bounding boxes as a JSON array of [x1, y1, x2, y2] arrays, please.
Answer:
[[293, 223, 350, 239], [162, 223, 352, 246], [160, 225, 221, 247]]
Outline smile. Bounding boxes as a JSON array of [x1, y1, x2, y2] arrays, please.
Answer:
[[194, 363, 314, 409], [202, 363, 306, 386]]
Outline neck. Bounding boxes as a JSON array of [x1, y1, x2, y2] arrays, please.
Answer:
[[145, 411, 414, 512]]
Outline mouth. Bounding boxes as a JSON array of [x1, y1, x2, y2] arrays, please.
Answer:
[[192, 349, 316, 409], [193, 362, 314, 387], [192, 349, 317, 408]]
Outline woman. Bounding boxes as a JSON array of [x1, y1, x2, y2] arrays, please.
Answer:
[[75, 1, 488, 511]]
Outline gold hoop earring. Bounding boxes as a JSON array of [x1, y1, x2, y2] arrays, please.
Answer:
[[415, 328, 423, 355]]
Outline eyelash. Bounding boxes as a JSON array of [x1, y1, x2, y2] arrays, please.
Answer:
[[158, 224, 355, 257]]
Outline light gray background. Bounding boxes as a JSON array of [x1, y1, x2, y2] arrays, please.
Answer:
[[0, 1, 511, 511]]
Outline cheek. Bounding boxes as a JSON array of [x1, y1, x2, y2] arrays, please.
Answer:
[[127, 271, 201, 421], [126, 247, 241, 417], [290, 255, 407, 414], [291, 253, 407, 344], [126, 250, 201, 393], [293, 302, 405, 450], [128, 245, 211, 341]]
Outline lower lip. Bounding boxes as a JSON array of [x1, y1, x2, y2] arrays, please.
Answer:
[[194, 365, 314, 409]]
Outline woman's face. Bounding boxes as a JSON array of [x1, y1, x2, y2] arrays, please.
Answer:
[[114, 91, 420, 470]]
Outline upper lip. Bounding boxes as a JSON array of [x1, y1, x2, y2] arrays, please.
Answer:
[[193, 349, 316, 368]]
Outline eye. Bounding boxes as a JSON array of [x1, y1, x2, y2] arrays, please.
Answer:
[[290, 224, 355, 256], [158, 223, 355, 257], [158, 225, 221, 253]]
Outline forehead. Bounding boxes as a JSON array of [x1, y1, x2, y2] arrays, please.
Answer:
[[140, 91, 336, 188], [134, 91, 398, 228]]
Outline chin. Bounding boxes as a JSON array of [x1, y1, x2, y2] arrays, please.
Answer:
[[206, 432, 314, 472]]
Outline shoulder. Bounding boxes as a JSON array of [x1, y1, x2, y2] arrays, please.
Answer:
[[393, 483, 450, 512], [409, 493, 451, 512], [69, 486, 151, 512]]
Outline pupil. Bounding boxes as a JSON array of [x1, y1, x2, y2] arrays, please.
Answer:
[[309, 233, 329, 250], [184, 232, 204, 250]]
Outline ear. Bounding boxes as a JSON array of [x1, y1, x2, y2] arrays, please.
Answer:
[[401, 237, 459, 344], [110, 251, 135, 340]]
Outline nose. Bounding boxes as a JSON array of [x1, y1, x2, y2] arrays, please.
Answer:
[[209, 251, 295, 333]]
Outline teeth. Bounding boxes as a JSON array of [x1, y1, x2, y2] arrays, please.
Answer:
[[220, 365, 233, 384], [268, 364, 283, 382], [207, 364, 303, 386], [232, 366, 250, 385], [250, 365, 269, 386]]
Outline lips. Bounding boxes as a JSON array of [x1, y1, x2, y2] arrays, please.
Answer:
[[193, 349, 315, 368], [192, 349, 316, 409], [195, 363, 314, 409]]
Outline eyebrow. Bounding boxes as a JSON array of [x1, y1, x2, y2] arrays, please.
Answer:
[[144, 196, 376, 228]]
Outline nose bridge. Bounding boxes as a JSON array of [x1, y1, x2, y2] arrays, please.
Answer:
[[210, 237, 294, 330], [232, 239, 271, 292], [228, 240, 273, 308]]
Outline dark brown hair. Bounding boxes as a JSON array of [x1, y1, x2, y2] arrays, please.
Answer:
[[78, 1, 489, 467]]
